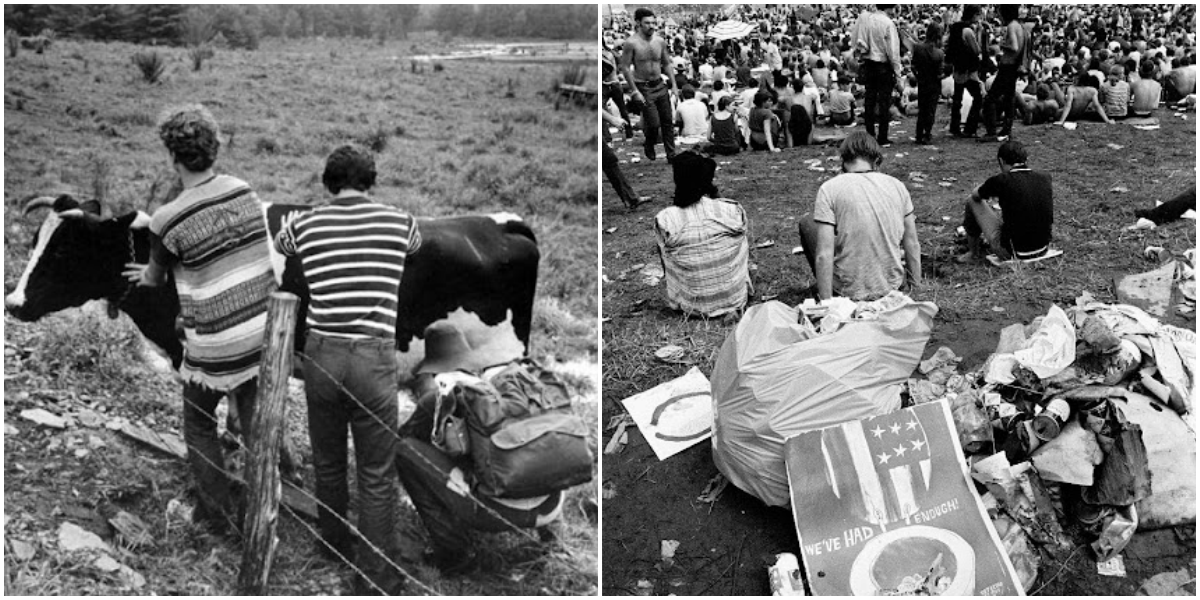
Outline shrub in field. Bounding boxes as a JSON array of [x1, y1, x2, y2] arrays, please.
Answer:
[[131, 49, 166, 83], [6, 29, 18, 58], [254, 136, 279, 155], [359, 126, 390, 153], [188, 45, 214, 71], [433, 61, 444, 72]]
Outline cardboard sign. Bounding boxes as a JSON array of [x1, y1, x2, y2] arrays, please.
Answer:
[[622, 366, 713, 460], [785, 401, 1023, 596]]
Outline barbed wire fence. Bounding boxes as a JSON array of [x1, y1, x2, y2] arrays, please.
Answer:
[[161, 345, 594, 595]]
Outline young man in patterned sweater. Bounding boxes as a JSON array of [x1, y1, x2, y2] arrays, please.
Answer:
[[274, 145, 421, 594], [126, 104, 276, 535]]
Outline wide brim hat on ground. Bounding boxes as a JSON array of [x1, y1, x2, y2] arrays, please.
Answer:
[[415, 321, 522, 374]]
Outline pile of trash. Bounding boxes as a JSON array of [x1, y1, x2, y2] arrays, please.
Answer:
[[711, 291, 938, 506], [906, 293, 1196, 589]]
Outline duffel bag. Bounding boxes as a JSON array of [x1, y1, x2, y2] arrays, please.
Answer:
[[471, 410, 593, 498]]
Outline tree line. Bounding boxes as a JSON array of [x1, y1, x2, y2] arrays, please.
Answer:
[[4, 5, 597, 48]]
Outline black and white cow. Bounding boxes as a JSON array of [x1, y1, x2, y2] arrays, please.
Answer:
[[5, 194, 540, 373]]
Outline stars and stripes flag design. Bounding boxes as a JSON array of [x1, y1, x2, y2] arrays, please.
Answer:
[[818, 408, 932, 526]]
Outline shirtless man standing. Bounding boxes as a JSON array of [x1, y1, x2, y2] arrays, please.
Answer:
[[621, 7, 679, 162]]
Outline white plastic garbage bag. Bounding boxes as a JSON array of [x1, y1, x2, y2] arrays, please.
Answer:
[[711, 297, 938, 506]]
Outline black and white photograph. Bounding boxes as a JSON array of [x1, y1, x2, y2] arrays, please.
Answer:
[[4, 4, 598, 595], [601, 3, 1196, 596]]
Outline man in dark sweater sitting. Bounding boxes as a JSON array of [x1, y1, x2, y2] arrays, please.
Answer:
[[957, 140, 1054, 264]]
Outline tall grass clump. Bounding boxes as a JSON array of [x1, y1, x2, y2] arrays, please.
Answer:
[[23, 305, 145, 385], [6, 29, 18, 58], [131, 49, 167, 83], [188, 46, 214, 71], [555, 63, 588, 88]]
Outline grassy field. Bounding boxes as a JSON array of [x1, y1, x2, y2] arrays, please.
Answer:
[[4, 36, 597, 595], [601, 110, 1196, 595]]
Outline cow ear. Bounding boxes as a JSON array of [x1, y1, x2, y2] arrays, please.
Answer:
[[52, 194, 80, 212], [79, 199, 102, 216]]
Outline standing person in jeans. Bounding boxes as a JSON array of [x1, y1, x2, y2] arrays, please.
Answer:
[[274, 145, 420, 595], [621, 7, 679, 162], [948, 5, 985, 138], [851, 4, 903, 147], [911, 23, 945, 145], [125, 104, 276, 536], [981, 5, 1030, 142]]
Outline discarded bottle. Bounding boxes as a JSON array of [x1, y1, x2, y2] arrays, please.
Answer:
[[769, 552, 806, 596], [1032, 399, 1071, 442]]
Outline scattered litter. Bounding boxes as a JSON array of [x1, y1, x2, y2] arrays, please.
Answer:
[[621, 367, 713, 460], [1137, 567, 1194, 595], [1144, 245, 1165, 260], [1125, 217, 1157, 231], [640, 264, 665, 287], [58, 522, 112, 553], [719, 161, 731, 165], [939, 181, 953, 187], [942, 177, 958, 182], [660, 539, 680, 566], [75, 409, 103, 428], [5, 424, 18, 436], [956, 226, 966, 238], [604, 227, 617, 234], [768, 552, 806, 596], [941, 215, 951, 221], [761, 294, 778, 302], [992, 306, 1006, 312], [630, 157, 641, 163], [1106, 143, 1125, 150], [894, 152, 906, 158], [697, 473, 729, 503], [165, 498, 194, 525], [755, 240, 776, 249], [1110, 185, 1130, 193], [1062, 122, 1078, 130], [791, 245, 805, 255], [908, 171, 927, 182], [604, 417, 632, 455], [1092, 505, 1138, 562], [1133, 124, 1161, 130], [1096, 555, 1127, 577], [634, 580, 654, 596], [20, 408, 66, 429], [654, 344, 689, 364]]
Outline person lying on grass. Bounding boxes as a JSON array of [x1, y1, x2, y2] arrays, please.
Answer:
[[654, 150, 752, 318], [956, 140, 1054, 264], [1056, 72, 1114, 124], [798, 131, 922, 301]]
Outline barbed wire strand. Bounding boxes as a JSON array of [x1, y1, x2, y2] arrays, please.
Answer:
[[172, 392, 440, 596]]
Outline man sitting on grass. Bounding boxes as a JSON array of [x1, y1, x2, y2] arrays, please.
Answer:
[[798, 131, 921, 301], [957, 140, 1054, 264]]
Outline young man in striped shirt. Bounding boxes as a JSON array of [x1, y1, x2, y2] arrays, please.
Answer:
[[274, 145, 421, 594]]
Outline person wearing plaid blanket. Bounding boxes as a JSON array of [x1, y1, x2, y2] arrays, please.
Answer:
[[653, 150, 752, 317]]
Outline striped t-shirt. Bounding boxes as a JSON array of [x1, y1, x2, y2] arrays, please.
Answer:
[[274, 196, 421, 339], [149, 174, 276, 391]]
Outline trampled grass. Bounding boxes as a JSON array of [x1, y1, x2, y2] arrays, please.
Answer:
[[5, 36, 597, 595]]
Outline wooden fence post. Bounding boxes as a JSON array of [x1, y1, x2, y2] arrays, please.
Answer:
[[238, 291, 299, 595]]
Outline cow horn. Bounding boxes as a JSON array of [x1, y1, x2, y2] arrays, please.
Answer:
[[21, 196, 57, 217]]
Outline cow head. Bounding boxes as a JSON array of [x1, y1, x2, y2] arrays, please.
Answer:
[[5, 194, 149, 321]]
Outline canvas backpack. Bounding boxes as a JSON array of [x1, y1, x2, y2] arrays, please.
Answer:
[[431, 360, 593, 499]]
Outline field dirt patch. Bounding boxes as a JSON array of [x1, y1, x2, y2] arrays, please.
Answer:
[[601, 113, 1196, 595]]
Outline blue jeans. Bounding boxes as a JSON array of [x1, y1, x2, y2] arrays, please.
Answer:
[[860, 60, 895, 143], [636, 79, 676, 159], [302, 332, 402, 592]]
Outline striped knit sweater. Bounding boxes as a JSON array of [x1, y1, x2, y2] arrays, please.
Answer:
[[274, 195, 421, 339], [149, 174, 276, 390]]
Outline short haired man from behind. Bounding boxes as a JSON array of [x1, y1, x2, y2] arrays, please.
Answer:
[[956, 140, 1054, 264], [798, 131, 922, 301], [274, 145, 421, 594]]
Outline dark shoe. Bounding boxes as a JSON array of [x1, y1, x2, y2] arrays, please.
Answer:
[[666, 153, 677, 163], [879, 139, 895, 147], [645, 145, 657, 161], [624, 125, 635, 139], [915, 137, 932, 145]]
